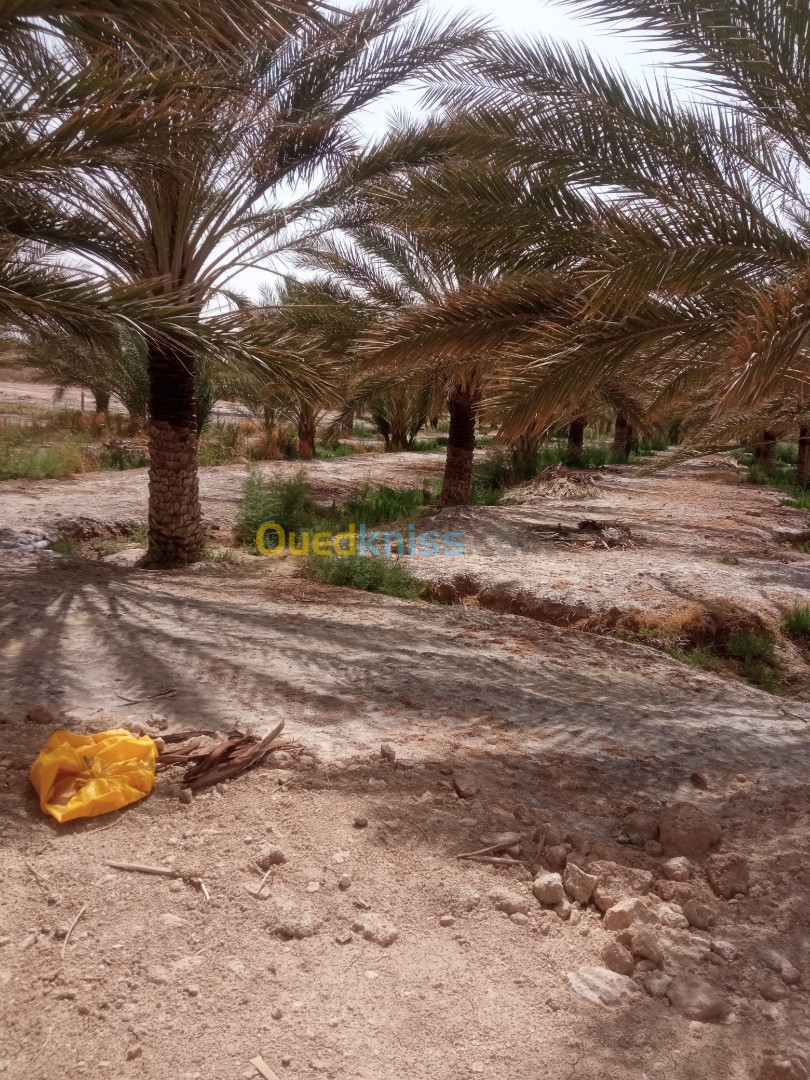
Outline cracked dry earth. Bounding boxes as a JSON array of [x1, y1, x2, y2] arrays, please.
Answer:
[[0, 451, 809, 1080]]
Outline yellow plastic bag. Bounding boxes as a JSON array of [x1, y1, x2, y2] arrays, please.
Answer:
[[29, 728, 158, 823]]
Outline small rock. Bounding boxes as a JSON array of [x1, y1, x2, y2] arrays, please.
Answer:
[[711, 938, 738, 962], [563, 863, 598, 904], [644, 840, 663, 858], [306, 881, 320, 893], [439, 762, 454, 775], [380, 743, 396, 761], [271, 1007, 283, 1020], [623, 811, 659, 842], [544, 845, 568, 872], [158, 913, 186, 928], [602, 898, 656, 931], [178, 788, 193, 805], [338, 873, 352, 891], [658, 904, 689, 930], [531, 825, 546, 845], [554, 899, 572, 921], [666, 975, 727, 1022], [266, 891, 322, 939], [281, 1057, 292, 1068], [759, 976, 788, 1002], [353, 816, 368, 829], [147, 965, 170, 985], [543, 824, 562, 847], [453, 772, 478, 799], [566, 965, 642, 1008], [588, 860, 653, 912], [758, 1055, 808, 1080], [169, 880, 183, 893], [683, 899, 715, 931], [706, 853, 749, 898], [27, 703, 55, 725], [126, 1046, 142, 1061], [510, 912, 529, 926], [184, 984, 199, 997], [334, 932, 352, 945], [762, 950, 800, 985], [367, 777, 387, 791], [658, 803, 721, 857], [601, 941, 634, 976], [256, 845, 287, 871], [630, 927, 663, 965], [439, 915, 455, 927], [642, 970, 672, 999], [756, 1000, 780, 1021], [356, 914, 398, 948], [489, 887, 530, 917], [533, 872, 565, 904], [662, 856, 693, 881], [690, 771, 708, 789]]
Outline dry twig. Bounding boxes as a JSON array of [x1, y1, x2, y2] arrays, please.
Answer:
[[61, 903, 87, 959], [117, 687, 177, 706]]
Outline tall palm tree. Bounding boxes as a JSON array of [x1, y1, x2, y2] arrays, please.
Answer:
[[413, 2, 810, 455], [4, 1, 484, 564]]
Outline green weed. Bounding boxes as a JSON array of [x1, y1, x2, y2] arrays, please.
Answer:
[[782, 605, 810, 637], [236, 470, 316, 549], [304, 553, 424, 599]]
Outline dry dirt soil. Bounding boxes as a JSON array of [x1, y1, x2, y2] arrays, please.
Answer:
[[1, 443, 809, 1080]]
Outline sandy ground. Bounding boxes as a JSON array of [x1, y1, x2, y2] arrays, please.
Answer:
[[406, 457, 810, 628], [0, 452, 446, 539], [1, 438, 809, 1078]]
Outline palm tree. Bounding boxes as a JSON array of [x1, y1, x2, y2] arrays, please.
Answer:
[[4, 1, 484, 564], [412, 2, 810, 463]]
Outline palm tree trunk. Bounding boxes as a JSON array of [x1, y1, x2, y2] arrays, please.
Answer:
[[567, 415, 586, 464], [612, 414, 630, 458], [297, 406, 316, 460], [797, 425, 810, 489], [144, 340, 204, 566], [437, 385, 476, 508], [92, 387, 111, 415], [753, 429, 776, 471]]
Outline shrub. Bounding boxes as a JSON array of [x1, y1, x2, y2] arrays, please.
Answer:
[[725, 629, 776, 663], [782, 605, 810, 637], [236, 470, 315, 549], [0, 443, 87, 480], [304, 554, 424, 599], [345, 484, 428, 527]]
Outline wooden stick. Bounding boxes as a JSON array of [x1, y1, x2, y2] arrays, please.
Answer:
[[456, 839, 521, 860], [116, 687, 177, 706], [104, 861, 180, 878], [61, 903, 87, 959], [248, 868, 273, 898], [250, 1056, 281, 1080], [26, 863, 50, 891], [24, 1023, 55, 1070], [458, 855, 530, 869]]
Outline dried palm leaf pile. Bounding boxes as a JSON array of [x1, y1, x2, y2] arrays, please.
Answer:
[[157, 720, 299, 790], [519, 465, 602, 500]]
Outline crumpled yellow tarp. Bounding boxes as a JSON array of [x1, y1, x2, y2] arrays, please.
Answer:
[[29, 728, 158, 823]]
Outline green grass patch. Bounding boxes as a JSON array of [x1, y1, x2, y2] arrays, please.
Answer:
[[792, 540, 810, 554], [782, 605, 810, 637], [304, 553, 424, 599], [315, 442, 356, 459], [344, 484, 428, 527], [664, 644, 723, 671], [725, 629, 776, 664], [236, 469, 317, 549], [0, 442, 87, 480]]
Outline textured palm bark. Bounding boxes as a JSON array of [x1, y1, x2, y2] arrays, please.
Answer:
[[91, 387, 111, 415], [612, 414, 630, 457], [297, 405, 316, 460], [144, 340, 204, 566], [753, 429, 777, 471], [437, 387, 476, 508], [567, 415, 586, 464], [797, 425, 810, 489]]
